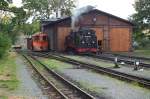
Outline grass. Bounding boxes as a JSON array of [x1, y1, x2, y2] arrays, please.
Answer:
[[0, 96, 7, 99], [134, 50, 150, 57], [78, 80, 102, 93], [64, 55, 115, 68], [0, 52, 19, 97], [113, 49, 150, 58], [40, 58, 73, 71]]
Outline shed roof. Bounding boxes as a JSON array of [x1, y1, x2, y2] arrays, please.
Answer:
[[43, 9, 134, 26]]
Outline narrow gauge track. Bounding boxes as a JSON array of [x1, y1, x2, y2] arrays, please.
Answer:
[[86, 53, 150, 68], [22, 53, 95, 99], [28, 51, 150, 68], [31, 52, 150, 89], [22, 54, 67, 99]]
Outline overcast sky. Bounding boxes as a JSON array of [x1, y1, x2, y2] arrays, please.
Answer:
[[13, 0, 136, 19]]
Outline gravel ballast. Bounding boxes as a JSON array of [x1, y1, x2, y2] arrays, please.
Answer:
[[41, 57, 150, 99], [62, 68, 150, 99], [9, 56, 49, 99]]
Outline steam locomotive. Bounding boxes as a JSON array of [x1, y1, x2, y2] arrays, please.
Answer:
[[65, 28, 97, 53]]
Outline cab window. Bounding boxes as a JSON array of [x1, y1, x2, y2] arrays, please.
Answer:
[[33, 36, 39, 41], [43, 36, 47, 41]]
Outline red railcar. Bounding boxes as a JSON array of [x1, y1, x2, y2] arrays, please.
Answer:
[[31, 32, 49, 51]]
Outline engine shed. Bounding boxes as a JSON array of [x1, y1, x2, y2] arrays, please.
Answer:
[[42, 9, 134, 52]]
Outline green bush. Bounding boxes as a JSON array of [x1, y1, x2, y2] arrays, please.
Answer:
[[0, 33, 11, 58]]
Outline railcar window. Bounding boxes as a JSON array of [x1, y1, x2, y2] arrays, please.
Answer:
[[43, 36, 47, 41], [39, 36, 43, 41]]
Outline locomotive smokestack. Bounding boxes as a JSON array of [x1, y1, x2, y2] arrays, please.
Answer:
[[71, 5, 95, 31]]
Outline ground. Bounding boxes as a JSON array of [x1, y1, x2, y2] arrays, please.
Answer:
[[0, 52, 48, 99], [0, 52, 19, 98], [40, 57, 150, 99], [62, 54, 150, 80], [113, 50, 150, 58], [0, 51, 149, 99]]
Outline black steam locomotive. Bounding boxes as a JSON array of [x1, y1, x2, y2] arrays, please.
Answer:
[[65, 28, 97, 53]]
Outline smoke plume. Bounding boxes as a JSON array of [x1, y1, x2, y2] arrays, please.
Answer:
[[71, 5, 95, 31]]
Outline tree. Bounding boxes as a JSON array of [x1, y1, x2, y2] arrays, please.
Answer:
[[130, 0, 150, 48], [0, 32, 11, 58], [0, 0, 9, 10], [21, 20, 40, 35], [49, 0, 76, 17], [0, 0, 26, 57], [22, 0, 75, 20], [132, 0, 150, 34]]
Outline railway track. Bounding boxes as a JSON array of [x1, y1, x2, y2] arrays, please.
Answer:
[[31, 52, 150, 89], [22, 53, 95, 99], [111, 53, 150, 61], [30, 51, 150, 68], [86, 53, 150, 68]]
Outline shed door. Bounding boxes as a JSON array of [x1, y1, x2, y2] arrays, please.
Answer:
[[57, 27, 71, 51], [110, 28, 130, 52]]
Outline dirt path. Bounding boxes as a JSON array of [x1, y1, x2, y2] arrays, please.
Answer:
[[9, 56, 49, 99]]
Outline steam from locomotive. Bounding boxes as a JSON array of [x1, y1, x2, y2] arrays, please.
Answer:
[[71, 5, 95, 31]]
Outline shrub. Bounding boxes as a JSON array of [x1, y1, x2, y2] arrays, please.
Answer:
[[0, 33, 11, 58]]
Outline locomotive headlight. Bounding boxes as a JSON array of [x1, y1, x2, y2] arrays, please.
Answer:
[[92, 41, 95, 43], [82, 41, 85, 44], [88, 32, 91, 34]]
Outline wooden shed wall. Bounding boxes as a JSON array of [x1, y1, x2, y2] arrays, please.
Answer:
[[45, 10, 133, 52], [110, 27, 130, 51], [76, 12, 132, 52], [90, 27, 104, 48], [91, 28, 103, 41], [76, 12, 132, 51], [57, 27, 71, 51], [43, 26, 57, 50], [79, 13, 108, 26]]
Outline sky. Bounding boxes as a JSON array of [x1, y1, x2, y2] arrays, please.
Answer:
[[12, 0, 136, 19]]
